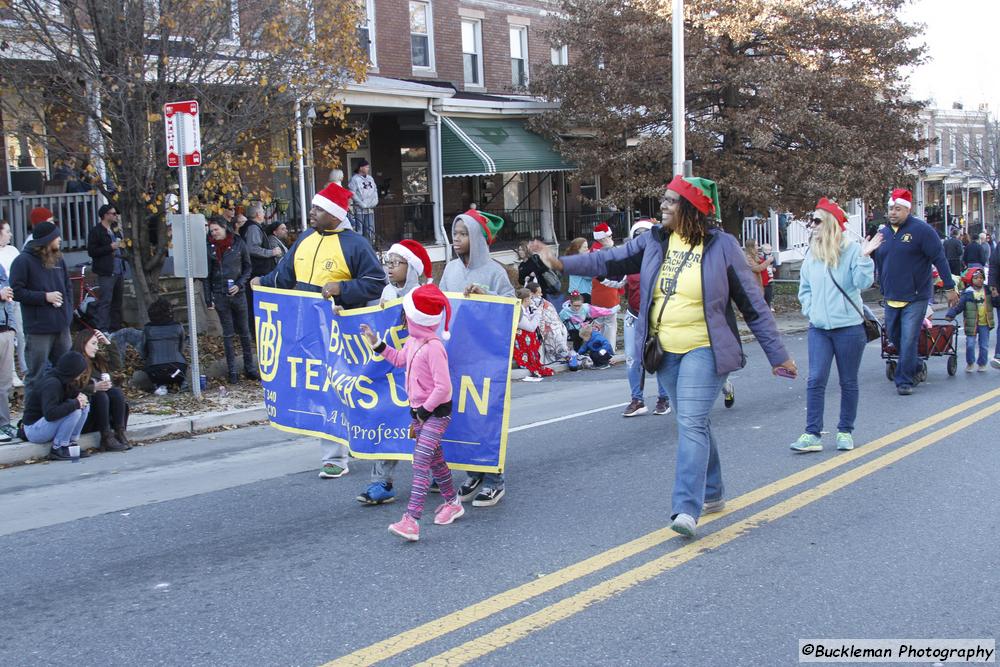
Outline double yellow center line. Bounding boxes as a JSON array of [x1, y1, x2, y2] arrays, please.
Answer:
[[325, 387, 1000, 667]]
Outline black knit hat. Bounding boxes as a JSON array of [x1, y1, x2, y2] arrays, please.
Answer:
[[55, 351, 88, 379], [30, 221, 61, 247]]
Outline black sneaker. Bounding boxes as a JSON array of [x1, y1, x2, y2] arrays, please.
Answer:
[[48, 447, 72, 462], [473, 487, 505, 507], [653, 398, 671, 415], [458, 477, 483, 502], [244, 368, 261, 381], [228, 372, 239, 384]]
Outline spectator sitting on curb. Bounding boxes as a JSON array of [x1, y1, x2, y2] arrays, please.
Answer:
[[513, 287, 553, 381], [142, 297, 187, 394], [73, 329, 131, 452], [526, 282, 571, 365], [560, 290, 618, 351], [20, 351, 91, 461], [577, 322, 614, 369]]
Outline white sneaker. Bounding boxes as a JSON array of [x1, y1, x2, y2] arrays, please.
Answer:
[[521, 375, 543, 382], [966, 364, 975, 373], [154, 385, 168, 396], [670, 513, 697, 538], [11, 375, 23, 388]]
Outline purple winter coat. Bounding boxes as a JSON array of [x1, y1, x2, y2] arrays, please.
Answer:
[[560, 225, 789, 376]]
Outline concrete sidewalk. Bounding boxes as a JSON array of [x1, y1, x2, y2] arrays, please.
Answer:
[[0, 406, 267, 467]]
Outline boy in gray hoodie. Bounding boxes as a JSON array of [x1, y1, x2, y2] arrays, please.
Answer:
[[438, 209, 515, 506]]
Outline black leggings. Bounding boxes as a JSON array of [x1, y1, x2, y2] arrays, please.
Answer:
[[83, 387, 128, 433]]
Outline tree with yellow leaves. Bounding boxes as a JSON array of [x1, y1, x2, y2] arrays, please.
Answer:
[[0, 0, 367, 317]]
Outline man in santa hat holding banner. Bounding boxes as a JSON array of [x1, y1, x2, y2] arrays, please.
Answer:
[[254, 181, 386, 479], [872, 188, 959, 396]]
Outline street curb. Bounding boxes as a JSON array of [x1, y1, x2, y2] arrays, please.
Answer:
[[0, 406, 267, 467], [510, 353, 627, 380]]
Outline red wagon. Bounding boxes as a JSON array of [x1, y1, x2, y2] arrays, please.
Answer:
[[880, 317, 959, 381]]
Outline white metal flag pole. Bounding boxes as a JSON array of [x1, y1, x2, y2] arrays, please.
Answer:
[[671, 0, 686, 177], [177, 124, 202, 398]]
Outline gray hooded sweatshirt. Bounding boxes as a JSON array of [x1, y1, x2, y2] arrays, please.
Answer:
[[438, 216, 515, 297], [380, 260, 422, 303]]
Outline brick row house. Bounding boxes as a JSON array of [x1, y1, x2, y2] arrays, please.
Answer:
[[0, 0, 600, 259], [914, 105, 995, 236], [301, 0, 585, 260]]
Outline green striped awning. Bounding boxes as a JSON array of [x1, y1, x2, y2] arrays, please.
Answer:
[[441, 116, 574, 177]]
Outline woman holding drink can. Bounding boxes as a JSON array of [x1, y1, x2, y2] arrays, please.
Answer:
[[73, 329, 131, 452], [205, 217, 258, 384]]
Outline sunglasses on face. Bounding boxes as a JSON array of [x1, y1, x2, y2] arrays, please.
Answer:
[[661, 195, 681, 206]]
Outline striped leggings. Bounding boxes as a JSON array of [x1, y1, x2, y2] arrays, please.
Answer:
[[407, 415, 456, 520]]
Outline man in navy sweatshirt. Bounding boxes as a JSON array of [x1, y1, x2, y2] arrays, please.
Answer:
[[873, 188, 959, 395]]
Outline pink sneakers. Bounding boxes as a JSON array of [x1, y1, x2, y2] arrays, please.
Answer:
[[433, 499, 465, 525], [388, 514, 420, 541]]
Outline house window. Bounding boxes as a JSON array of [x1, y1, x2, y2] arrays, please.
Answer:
[[409, 1, 433, 70], [510, 25, 528, 87], [550, 44, 568, 66], [462, 19, 483, 87], [948, 132, 956, 165], [357, 0, 376, 67], [934, 133, 942, 164]]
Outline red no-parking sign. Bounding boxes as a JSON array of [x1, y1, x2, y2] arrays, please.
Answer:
[[164, 100, 202, 167]]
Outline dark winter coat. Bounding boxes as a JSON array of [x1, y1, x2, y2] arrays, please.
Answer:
[[204, 234, 251, 308], [9, 248, 73, 334]]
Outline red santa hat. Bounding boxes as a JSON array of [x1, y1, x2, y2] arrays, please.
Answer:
[[388, 240, 433, 282], [593, 222, 612, 241], [887, 188, 912, 210], [312, 182, 353, 222], [813, 197, 847, 231], [403, 284, 452, 340]]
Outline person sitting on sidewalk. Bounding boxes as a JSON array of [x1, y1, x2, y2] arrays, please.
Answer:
[[577, 322, 614, 369], [526, 282, 571, 365], [513, 287, 553, 381], [560, 291, 618, 351], [73, 329, 131, 452], [142, 297, 187, 394], [21, 351, 91, 461]]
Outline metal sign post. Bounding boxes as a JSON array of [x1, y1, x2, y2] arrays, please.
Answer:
[[672, 0, 686, 177], [165, 100, 202, 398]]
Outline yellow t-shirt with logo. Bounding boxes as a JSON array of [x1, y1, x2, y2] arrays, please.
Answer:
[[651, 237, 710, 353]]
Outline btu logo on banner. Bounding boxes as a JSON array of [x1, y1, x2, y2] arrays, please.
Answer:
[[255, 301, 283, 382]]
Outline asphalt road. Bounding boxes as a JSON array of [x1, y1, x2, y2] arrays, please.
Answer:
[[1, 332, 999, 667]]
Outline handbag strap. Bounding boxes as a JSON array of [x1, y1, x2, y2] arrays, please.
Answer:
[[653, 243, 697, 326], [827, 267, 866, 320]]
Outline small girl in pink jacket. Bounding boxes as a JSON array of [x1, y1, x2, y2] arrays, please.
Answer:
[[361, 284, 464, 541]]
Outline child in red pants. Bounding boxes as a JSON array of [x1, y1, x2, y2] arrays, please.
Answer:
[[361, 284, 464, 541]]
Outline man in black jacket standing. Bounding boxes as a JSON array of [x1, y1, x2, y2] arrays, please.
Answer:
[[87, 204, 125, 331], [943, 227, 964, 278], [239, 203, 281, 340], [9, 222, 73, 391]]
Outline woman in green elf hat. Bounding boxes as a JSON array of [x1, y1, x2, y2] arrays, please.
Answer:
[[531, 175, 796, 538]]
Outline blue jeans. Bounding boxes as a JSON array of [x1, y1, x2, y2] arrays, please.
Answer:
[[805, 324, 866, 436], [623, 312, 667, 401], [465, 471, 504, 489], [884, 300, 928, 388], [655, 346, 727, 521], [24, 406, 91, 448], [966, 325, 991, 366]]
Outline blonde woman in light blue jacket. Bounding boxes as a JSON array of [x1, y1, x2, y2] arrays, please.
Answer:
[[791, 198, 882, 453]]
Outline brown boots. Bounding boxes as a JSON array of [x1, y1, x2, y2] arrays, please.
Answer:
[[100, 430, 128, 452]]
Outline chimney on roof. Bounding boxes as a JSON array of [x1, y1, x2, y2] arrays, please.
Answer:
[[952, 102, 964, 110]]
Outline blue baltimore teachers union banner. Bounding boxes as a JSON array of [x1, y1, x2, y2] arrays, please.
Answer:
[[253, 287, 518, 472]]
